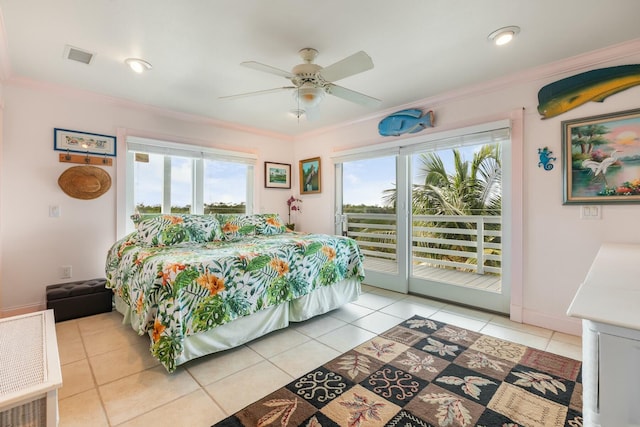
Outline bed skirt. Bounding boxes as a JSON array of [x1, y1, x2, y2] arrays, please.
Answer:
[[114, 277, 361, 368]]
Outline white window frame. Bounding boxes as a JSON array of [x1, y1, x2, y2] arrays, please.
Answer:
[[117, 133, 256, 236]]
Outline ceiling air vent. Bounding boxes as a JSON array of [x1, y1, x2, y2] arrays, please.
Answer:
[[64, 45, 94, 65]]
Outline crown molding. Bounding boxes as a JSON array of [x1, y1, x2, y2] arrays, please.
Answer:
[[5, 76, 295, 142]]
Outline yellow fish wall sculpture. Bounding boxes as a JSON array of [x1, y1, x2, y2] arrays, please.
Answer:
[[537, 64, 640, 119]]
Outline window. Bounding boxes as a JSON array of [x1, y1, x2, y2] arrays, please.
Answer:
[[125, 136, 256, 232]]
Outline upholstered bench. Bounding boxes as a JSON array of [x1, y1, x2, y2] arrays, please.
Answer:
[[46, 278, 113, 322]]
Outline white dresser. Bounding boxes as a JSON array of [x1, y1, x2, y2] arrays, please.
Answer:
[[567, 243, 640, 427], [0, 310, 62, 427]]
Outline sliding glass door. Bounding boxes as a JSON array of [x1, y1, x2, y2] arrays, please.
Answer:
[[335, 155, 408, 293], [405, 141, 509, 314], [335, 122, 511, 313]]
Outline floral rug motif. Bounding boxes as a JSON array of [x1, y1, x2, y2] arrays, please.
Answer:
[[214, 315, 583, 427]]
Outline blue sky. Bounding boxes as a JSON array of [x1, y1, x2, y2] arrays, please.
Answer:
[[134, 155, 247, 206]]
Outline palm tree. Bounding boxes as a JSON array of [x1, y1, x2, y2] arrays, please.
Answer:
[[382, 144, 502, 270], [383, 144, 501, 215]]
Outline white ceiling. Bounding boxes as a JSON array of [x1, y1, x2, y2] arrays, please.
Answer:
[[1, 0, 639, 136]]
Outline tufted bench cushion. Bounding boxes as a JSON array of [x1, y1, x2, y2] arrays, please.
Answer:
[[46, 278, 113, 322]]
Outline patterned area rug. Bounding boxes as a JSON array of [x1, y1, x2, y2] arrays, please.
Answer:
[[214, 315, 583, 427]]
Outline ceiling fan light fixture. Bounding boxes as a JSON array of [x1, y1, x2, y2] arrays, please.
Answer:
[[294, 84, 325, 109], [488, 26, 520, 46], [125, 58, 153, 73]]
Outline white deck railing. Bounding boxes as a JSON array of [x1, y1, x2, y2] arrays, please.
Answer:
[[345, 213, 501, 276]]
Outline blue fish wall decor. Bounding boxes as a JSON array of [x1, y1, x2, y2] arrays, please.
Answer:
[[378, 109, 434, 137], [537, 64, 640, 119]]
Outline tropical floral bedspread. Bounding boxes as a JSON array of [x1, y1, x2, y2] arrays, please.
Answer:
[[106, 232, 364, 371]]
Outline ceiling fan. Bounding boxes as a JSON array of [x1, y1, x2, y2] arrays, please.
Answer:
[[220, 48, 381, 117]]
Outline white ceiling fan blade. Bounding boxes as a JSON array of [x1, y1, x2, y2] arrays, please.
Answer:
[[325, 84, 381, 106], [219, 86, 295, 100], [241, 61, 294, 79], [318, 51, 374, 82]]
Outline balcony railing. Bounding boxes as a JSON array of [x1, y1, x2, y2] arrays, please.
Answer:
[[345, 213, 502, 276]]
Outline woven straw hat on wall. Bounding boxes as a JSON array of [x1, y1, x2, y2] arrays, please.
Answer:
[[58, 165, 111, 199]]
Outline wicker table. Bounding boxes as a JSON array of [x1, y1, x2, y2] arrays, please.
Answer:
[[0, 310, 62, 427]]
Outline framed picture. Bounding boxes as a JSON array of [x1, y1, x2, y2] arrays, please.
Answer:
[[562, 108, 640, 204], [300, 157, 321, 194], [54, 128, 117, 157], [264, 161, 291, 189]]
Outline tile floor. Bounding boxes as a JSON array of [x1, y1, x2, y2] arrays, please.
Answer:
[[55, 285, 582, 426]]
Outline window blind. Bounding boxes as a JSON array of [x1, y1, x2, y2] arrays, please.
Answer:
[[332, 119, 510, 164], [127, 136, 257, 165]]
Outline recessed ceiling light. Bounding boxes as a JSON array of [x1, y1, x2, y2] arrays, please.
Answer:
[[488, 26, 520, 46], [125, 58, 152, 73]]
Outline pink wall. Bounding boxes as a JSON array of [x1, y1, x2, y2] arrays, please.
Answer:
[[2, 39, 640, 337], [292, 39, 640, 334], [0, 80, 292, 315]]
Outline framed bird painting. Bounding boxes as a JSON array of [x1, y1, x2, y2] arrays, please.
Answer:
[[562, 108, 640, 204], [299, 157, 321, 194]]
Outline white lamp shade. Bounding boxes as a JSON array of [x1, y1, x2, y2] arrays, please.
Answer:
[[294, 84, 325, 109]]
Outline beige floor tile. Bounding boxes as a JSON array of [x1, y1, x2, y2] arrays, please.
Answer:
[[329, 302, 374, 323], [429, 311, 489, 332], [546, 340, 583, 361], [351, 311, 404, 334], [76, 310, 125, 334], [58, 388, 109, 427], [247, 327, 310, 358], [480, 323, 550, 350], [82, 323, 148, 357], [205, 360, 292, 415], [59, 358, 95, 400], [360, 284, 377, 293], [58, 334, 87, 366], [488, 315, 555, 339], [351, 292, 398, 310], [55, 319, 81, 342], [380, 299, 440, 320], [270, 340, 341, 378], [291, 313, 348, 338], [315, 324, 377, 353], [117, 389, 226, 427], [186, 345, 265, 387], [99, 365, 200, 425], [440, 304, 495, 322], [89, 340, 159, 385], [363, 287, 407, 300], [404, 294, 447, 310], [551, 331, 582, 346]]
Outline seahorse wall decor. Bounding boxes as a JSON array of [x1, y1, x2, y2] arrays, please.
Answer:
[[538, 147, 556, 170], [378, 109, 435, 136], [537, 64, 640, 119]]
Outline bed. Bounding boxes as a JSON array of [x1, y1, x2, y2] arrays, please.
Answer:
[[105, 213, 364, 372]]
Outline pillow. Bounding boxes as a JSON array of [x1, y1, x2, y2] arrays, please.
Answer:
[[216, 214, 259, 239], [255, 214, 287, 235], [136, 214, 224, 246], [130, 213, 161, 229]]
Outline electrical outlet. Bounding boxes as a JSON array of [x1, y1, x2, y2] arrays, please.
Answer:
[[61, 265, 72, 279]]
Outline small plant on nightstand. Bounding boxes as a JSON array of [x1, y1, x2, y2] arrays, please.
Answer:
[[286, 195, 302, 230]]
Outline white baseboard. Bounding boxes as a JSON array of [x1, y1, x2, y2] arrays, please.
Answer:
[[522, 308, 582, 336]]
